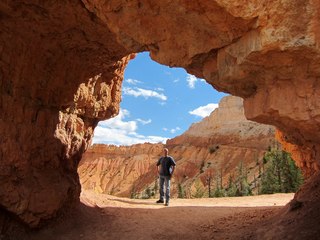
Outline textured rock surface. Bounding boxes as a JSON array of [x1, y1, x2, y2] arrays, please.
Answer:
[[78, 143, 163, 197], [0, 1, 130, 226], [1, 0, 320, 235], [79, 96, 275, 198], [83, 0, 320, 174], [169, 96, 274, 146]]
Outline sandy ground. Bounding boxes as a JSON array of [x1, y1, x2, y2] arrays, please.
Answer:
[[13, 191, 294, 240]]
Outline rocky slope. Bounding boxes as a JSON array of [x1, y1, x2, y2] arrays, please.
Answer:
[[79, 96, 275, 198], [79, 143, 163, 197], [1, 1, 320, 236]]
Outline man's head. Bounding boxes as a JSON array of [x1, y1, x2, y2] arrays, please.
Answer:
[[164, 148, 168, 156]]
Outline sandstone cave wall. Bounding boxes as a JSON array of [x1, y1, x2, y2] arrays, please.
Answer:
[[0, 1, 131, 226], [1, 0, 320, 231]]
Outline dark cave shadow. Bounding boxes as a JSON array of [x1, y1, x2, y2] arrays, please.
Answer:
[[8, 200, 286, 240]]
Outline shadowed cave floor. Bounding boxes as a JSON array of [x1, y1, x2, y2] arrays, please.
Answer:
[[3, 191, 294, 240]]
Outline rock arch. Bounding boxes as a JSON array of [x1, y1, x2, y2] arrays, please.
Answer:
[[1, 0, 320, 236]]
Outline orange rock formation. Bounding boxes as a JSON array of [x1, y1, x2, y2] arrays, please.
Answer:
[[79, 143, 163, 197], [1, 1, 320, 237], [79, 96, 275, 198]]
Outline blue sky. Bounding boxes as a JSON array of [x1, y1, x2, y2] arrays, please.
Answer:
[[93, 52, 227, 145]]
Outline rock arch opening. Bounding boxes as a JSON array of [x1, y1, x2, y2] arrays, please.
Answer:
[[79, 53, 295, 202], [1, 0, 320, 238]]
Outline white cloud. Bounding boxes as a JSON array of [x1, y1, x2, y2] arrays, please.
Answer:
[[99, 109, 137, 133], [93, 127, 168, 146], [93, 109, 167, 146], [123, 87, 167, 101], [170, 127, 181, 134], [186, 74, 206, 88], [163, 127, 181, 134], [189, 103, 219, 118], [126, 78, 142, 85], [173, 78, 180, 83], [136, 118, 152, 125], [186, 74, 197, 89]]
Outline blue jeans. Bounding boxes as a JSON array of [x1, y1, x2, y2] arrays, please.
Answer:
[[159, 175, 171, 203]]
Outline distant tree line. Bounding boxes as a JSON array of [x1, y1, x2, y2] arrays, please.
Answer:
[[177, 148, 303, 198], [132, 148, 303, 199]]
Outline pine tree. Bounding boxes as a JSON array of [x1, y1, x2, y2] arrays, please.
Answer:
[[154, 177, 158, 193], [130, 185, 138, 199], [260, 149, 303, 194], [226, 174, 237, 197], [178, 183, 186, 198], [235, 161, 252, 196], [206, 174, 212, 197], [213, 173, 225, 197], [192, 180, 205, 198], [144, 187, 152, 199]]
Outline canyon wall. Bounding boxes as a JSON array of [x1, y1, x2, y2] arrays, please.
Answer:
[[1, 0, 320, 237], [79, 96, 275, 198], [167, 96, 275, 197], [79, 143, 163, 197]]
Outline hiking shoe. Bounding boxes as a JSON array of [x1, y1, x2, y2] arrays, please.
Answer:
[[156, 199, 164, 203], [165, 202, 169, 206]]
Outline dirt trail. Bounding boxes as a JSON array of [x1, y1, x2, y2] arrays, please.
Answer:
[[12, 191, 294, 240]]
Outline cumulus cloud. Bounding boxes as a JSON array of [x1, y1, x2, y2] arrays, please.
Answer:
[[186, 74, 206, 88], [123, 87, 167, 101], [98, 109, 137, 133], [93, 109, 167, 146], [163, 127, 181, 134], [126, 78, 142, 85], [186, 74, 197, 89], [170, 127, 181, 134], [189, 103, 219, 118]]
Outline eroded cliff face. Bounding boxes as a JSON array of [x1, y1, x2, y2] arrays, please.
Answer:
[[167, 96, 275, 197], [79, 96, 275, 198], [78, 143, 163, 197], [1, 0, 320, 236]]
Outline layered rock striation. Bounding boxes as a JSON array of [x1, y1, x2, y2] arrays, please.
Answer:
[[79, 96, 275, 198], [167, 96, 275, 196], [79, 143, 163, 197], [1, 0, 320, 236]]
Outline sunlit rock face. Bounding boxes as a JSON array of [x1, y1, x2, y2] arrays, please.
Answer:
[[167, 96, 275, 196], [0, 1, 130, 227], [1, 0, 320, 235], [79, 96, 275, 198], [78, 143, 163, 197]]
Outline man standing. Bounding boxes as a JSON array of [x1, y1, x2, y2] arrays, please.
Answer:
[[156, 148, 176, 206]]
